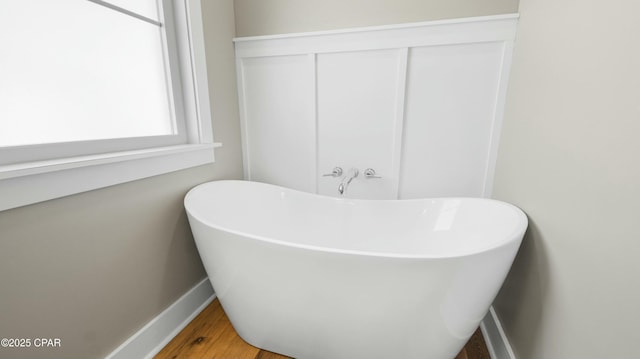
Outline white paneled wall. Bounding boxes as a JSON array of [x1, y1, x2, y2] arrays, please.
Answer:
[[400, 42, 507, 198], [235, 15, 517, 199], [317, 49, 405, 199], [238, 55, 316, 192]]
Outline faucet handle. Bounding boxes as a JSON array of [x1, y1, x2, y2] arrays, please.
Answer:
[[323, 167, 343, 177], [363, 168, 381, 179]]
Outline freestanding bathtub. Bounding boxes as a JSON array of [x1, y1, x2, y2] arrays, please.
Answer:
[[184, 180, 527, 359]]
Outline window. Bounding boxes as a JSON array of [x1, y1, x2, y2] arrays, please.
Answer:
[[0, 0, 220, 211]]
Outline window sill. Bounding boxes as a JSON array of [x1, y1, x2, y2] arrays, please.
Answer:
[[0, 143, 222, 211]]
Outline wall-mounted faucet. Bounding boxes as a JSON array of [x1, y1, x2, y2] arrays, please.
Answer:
[[338, 168, 359, 195], [324, 166, 381, 196]]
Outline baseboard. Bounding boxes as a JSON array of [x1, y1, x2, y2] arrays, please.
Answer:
[[480, 306, 516, 359], [104, 278, 215, 359]]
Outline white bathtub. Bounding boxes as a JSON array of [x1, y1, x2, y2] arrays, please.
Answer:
[[184, 180, 527, 359]]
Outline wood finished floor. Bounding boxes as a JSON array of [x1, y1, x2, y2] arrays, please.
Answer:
[[155, 299, 490, 359]]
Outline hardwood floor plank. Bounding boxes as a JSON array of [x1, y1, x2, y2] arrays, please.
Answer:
[[155, 299, 490, 359], [216, 316, 262, 358], [255, 349, 292, 359], [155, 299, 245, 359], [455, 347, 468, 359], [463, 328, 491, 359]]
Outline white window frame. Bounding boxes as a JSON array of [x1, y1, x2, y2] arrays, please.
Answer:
[[0, 0, 221, 211]]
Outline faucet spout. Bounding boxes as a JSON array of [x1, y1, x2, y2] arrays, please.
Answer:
[[338, 168, 359, 195]]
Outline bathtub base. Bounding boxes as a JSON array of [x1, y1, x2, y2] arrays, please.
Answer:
[[195, 227, 513, 359], [218, 286, 470, 359]]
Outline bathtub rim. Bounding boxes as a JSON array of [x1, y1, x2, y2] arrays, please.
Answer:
[[184, 180, 528, 260]]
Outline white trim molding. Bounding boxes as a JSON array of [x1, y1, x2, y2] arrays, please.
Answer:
[[481, 306, 517, 359], [174, 0, 215, 144], [104, 278, 215, 359], [0, 143, 221, 211], [234, 14, 518, 57]]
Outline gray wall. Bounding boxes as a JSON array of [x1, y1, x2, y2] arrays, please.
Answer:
[[492, 0, 640, 357], [0, 1, 242, 358], [234, 0, 519, 37]]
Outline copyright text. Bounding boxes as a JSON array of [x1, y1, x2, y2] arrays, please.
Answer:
[[1, 338, 62, 348]]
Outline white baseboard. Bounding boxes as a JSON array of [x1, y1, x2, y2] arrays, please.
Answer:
[[105, 278, 215, 359], [481, 306, 516, 359]]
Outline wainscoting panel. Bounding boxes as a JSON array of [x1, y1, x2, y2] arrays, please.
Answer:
[[235, 14, 518, 199], [238, 55, 316, 192], [399, 42, 506, 199], [316, 49, 404, 199]]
